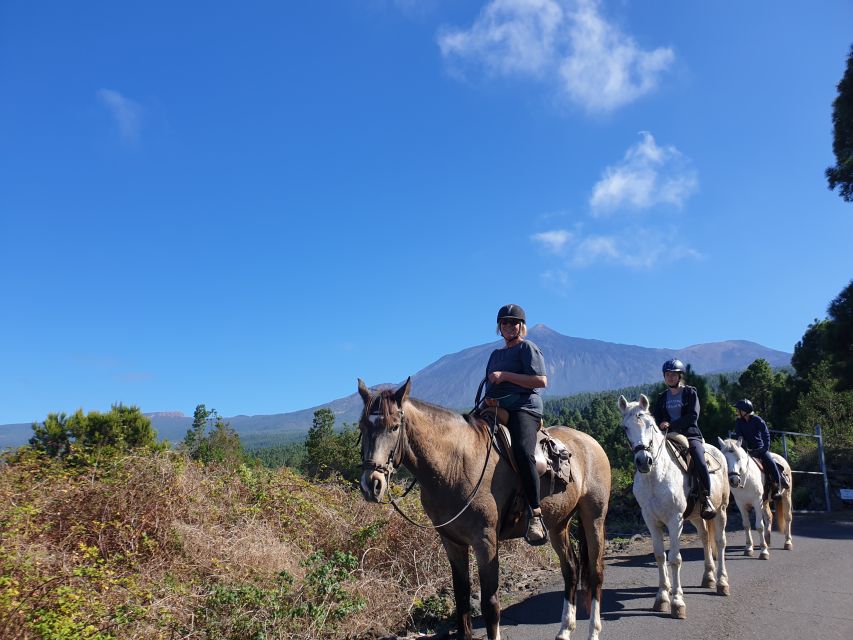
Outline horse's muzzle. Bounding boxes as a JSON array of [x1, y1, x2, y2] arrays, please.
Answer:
[[728, 473, 742, 488], [360, 470, 387, 502], [634, 451, 652, 474]]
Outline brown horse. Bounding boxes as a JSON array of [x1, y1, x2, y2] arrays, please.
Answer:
[[357, 377, 611, 640]]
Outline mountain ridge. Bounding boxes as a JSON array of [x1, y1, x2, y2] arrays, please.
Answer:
[[1, 325, 791, 448]]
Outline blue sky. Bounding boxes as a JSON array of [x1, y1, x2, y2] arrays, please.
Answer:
[[2, 0, 852, 425]]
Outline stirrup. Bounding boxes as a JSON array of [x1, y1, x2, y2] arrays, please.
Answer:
[[700, 497, 716, 520]]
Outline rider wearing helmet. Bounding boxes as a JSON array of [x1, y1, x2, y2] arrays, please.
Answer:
[[735, 399, 788, 499], [652, 359, 716, 520], [484, 304, 549, 545]]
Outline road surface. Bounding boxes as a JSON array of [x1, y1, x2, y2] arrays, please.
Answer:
[[470, 511, 853, 640]]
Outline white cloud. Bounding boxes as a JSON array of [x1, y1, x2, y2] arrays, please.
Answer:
[[531, 229, 573, 253], [437, 0, 673, 112], [438, 0, 564, 76], [97, 89, 142, 142], [559, 0, 674, 112], [589, 131, 698, 215], [569, 228, 701, 269]]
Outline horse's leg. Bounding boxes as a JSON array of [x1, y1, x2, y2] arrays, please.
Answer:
[[549, 523, 578, 640], [738, 500, 754, 556], [665, 517, 687, 619], [473, 535, 501, 640], [780, 490, 794, 550], [579, 508, 607, 640], [695, 517, 717, 590], [756, 498, 770, 560], [440, 535, 473, 640], [713, 506, 729, 595], [645, 519, 671, 615]]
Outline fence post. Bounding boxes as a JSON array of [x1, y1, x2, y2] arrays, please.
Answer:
[[816, 424, 831, 512]]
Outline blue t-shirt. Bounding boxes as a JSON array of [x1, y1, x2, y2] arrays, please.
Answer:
[[485, 340, 546, 415]]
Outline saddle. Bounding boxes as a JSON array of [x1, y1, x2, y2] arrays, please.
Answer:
[[749, 453, 791, 500], [665, 433, 722, 518], [474, 407, 573, 491]]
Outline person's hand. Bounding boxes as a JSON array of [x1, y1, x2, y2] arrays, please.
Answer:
[[488, 371, 504, 384], [484, 397, 499, 408], [659, 421, 670, 430]]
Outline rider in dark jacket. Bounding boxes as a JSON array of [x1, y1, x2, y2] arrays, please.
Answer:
[[652, 359, 716, 519], [735, 399, 788, 499]]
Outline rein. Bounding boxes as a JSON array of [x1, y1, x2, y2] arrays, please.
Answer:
[[628, 413, 667, 464], [361, 393, 495, 530]]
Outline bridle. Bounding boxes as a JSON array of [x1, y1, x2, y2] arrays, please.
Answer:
[[359, 392, 494, 530], [625, 411, 666, 465]]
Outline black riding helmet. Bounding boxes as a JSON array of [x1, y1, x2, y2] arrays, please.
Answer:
[[497, 304, 526, 324], [735, 399, 754, 413], [662, 358, 685, 374]]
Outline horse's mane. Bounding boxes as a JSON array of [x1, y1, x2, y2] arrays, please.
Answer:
[[364, 389, 468, 425]]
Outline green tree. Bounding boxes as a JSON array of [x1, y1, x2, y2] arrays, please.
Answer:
[[303, 408, 337, 478], [183, 404, 245, 465], [827, 44, 853, 202], [790, 361, 853, 446], [29, 412, 71, 457], [827, 280, 853, 389], [29, 404, 156, 458], [736, 359, 776, 417]]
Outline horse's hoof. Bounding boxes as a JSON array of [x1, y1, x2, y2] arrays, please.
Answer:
[[759, 551, 770, 560], [653, 599, 670, 614], [784, 541, 793, 550], [701, 576, 716, 589], [671, 603, 687, 619], [744, 549, 754, 557], [717, 584, 730, 597]]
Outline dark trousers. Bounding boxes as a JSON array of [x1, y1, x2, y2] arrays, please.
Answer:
[[757, 449, 783, 487], [507, 410, 541, 510], [688, 437, 712, 495]]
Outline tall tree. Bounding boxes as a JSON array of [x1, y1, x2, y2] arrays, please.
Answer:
[[737, 359, 776, 418], [827, 44, 853, 202], [827, 280, 853, 389], [303, 408, 337, 478]]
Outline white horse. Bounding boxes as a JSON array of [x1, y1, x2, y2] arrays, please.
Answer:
[[618, 395, 729, 619], [717, 437, 793, 558]]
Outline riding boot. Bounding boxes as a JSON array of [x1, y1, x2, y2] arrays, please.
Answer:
[[700, 494, 716, 520], [525, 507, 548, 546]]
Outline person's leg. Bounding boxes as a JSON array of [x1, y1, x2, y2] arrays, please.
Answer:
[[507, 410, 541, 509], [760, 450, 785, 497], [689, 438, 715, 519], [507, 410, 546, 544]]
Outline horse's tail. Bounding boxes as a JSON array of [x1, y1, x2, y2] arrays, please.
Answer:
[[573, 518, 592, 612]]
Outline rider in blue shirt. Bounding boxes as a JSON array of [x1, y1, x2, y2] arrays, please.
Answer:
[[484, 304, 549, 545], [735, 399, 788, 499]]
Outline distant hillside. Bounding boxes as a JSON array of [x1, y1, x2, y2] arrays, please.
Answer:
[[1, 325, 791, 449]]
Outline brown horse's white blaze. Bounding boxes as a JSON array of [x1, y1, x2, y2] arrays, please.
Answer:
[[357, 377, 611, 640]]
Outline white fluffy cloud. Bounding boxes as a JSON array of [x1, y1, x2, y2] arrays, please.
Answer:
[[437, 0, 673, 112], [589, 132, 698, 215], [97, 89, 142, 142], [532, 226, 700, 270], [531, 229, 573, 253]]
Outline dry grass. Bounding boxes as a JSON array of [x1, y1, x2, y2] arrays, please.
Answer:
[[0, 449, 556, 639]]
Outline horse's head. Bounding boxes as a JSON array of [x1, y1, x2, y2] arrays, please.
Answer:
[[718, 436, 747, 488], [618, 394, 660, 474], [357, 377, 411, 503]]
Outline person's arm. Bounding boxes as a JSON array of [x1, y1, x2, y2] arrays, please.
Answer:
[[755, 417, 770, 452], [487, 370, 547, 389]]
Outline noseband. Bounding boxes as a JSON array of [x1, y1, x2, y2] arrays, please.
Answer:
[[626, 413, 665, 463], [360, 395, 407, 483]]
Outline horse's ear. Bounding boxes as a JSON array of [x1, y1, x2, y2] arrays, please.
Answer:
[[617, 395, 628, 412], [357, 378, 370, 405], [718, 436, 725, 449], [639, 394, 650, 411], [736, 436, 744, 449], [394, 376, 412, 406]]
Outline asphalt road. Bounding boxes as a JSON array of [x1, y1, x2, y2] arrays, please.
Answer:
[[470, 511, 853, 640]]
